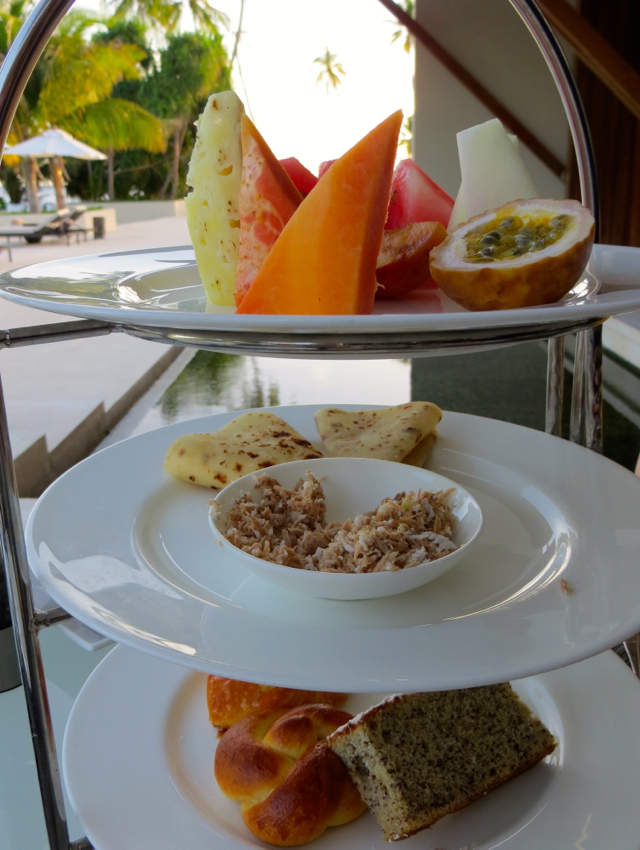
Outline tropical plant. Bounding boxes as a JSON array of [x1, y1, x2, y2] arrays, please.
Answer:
[[138, 31, 231, 198], [0, 0, 29, 61], [110, 0, 228, 38], [391, 0, 414, 53], [5, 9, 165, 206], [400, 114, 413, 156], [313, 47, 345, 93]]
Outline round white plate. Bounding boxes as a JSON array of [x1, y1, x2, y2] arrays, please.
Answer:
[[26, 405, 640, 691], [1, 243, 639, 334], [63, 644, 640, 850]]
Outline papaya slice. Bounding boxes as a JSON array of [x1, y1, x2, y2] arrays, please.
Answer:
[[235, 116, 303, 306], [237, 110, 403, 315]]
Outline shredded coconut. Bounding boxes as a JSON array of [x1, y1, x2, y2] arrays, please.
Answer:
[[218, 471, 458, 573]]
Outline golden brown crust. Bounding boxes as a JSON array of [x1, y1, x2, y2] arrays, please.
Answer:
[[215, 704, 366, 846], [206, 675, 347, 731], [243, 744, 365, 846]]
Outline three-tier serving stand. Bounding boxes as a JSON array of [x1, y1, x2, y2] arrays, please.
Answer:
[[0, 2, 612, 847]]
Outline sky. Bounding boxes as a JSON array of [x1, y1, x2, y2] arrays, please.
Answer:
[[77, 0, 416, 175]]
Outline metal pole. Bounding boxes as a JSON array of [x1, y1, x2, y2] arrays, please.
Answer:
[[0, 372, 71, 850], [1, 319, 113, 350], [545, 336, 565, 437], [510, 0, 601, 449], [570, 322, 603, 452]]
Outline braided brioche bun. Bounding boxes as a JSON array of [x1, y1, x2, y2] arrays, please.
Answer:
[[207, 675, 347, 731], [214, 704, 366, 846]]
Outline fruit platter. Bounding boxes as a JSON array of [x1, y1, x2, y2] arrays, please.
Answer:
[[2, 92, 639, 357]]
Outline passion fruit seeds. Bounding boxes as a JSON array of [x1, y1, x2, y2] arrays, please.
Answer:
[[465, 214, 570, 263]]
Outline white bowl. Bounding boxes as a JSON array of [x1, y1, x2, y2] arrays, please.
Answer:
[[208, 458, 482, 600]]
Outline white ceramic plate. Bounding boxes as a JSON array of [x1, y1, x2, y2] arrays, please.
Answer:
[[63, 644, 640, 850], [26, 405, 640, 691], [1, 243, 640, 334]]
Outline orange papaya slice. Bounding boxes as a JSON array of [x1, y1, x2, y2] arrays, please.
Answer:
[[237, 110, 403, 315], [235, 115, 303, 306]]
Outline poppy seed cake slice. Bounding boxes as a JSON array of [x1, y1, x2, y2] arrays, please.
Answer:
[[327, 686, 556, 842]]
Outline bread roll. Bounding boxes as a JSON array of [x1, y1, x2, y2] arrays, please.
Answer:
[[207, 675, 347, 731], [215, 704, 366, 845]]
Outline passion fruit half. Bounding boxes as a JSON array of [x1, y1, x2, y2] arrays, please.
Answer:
[[429, 198, 595, 311]]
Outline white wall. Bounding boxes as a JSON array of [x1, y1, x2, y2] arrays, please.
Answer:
[[413, 0, 575, 201], [102, 200, 186, 224]]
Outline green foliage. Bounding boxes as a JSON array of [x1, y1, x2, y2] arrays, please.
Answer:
[[66, 29, 231, 201], [141, 31, 230, 120], [93, 18, 155, 71], [0, 0, 30, 60], [3, 3, 231, 203], [391, 0, 414, 53], [36, 11, 146, 126], [314, 48, 345, 93], [110, 0, 229, 38], [400, 114, 413, 157], [0, 162, 22, 202], [66, 98, 165, 153]]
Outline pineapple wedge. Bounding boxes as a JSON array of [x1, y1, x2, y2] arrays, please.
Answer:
[[186, 91, 245, 306]]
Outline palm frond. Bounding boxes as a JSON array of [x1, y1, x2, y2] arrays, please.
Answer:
[[313, 47, 345, 93], [390, 0, 414, 53], [187, 0, 229, 33], [63, 98, 166, 153], [38, 37, 146, 124]]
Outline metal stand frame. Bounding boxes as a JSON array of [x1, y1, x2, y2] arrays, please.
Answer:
[[0, 1, 605, 848]]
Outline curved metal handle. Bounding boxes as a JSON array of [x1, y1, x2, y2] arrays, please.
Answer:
[[0, 0, 600, 231], [510, 0, 599, 232], [0, 0, 74, 152], [509, 0, 602, 453]]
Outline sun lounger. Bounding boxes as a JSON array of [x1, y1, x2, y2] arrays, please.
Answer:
[[0, 208, 71, 243], [62, 205, 89, 242]]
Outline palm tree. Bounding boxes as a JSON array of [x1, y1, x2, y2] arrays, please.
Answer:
[[8, 10, 165, 207], [141, 31, 230, 199], [110, 0, 228, 37], [313, 48, 345, 93], [63, 99, 165, 199]]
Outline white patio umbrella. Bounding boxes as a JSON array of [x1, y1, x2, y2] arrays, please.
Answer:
[[4, 128, 106, 211]]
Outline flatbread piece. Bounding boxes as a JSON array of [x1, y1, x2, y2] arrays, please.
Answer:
[[164, 411, 323, 489], [314, 403, 441, 464]]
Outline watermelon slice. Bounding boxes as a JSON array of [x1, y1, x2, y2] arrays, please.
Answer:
[[279, 157, 318, 196], [318, 159, 337, 179], [385, 160, 454, 230], [235, 116, 303, 306], [237, 111, 403, 315]]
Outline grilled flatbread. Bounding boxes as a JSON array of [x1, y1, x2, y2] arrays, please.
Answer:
[[164, 411, 323, 489], [314, 403, 441, 464], [402, 429, 438, 468]]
